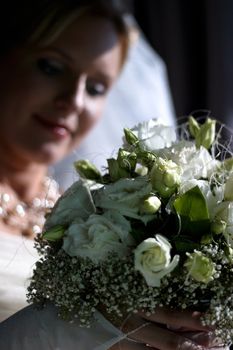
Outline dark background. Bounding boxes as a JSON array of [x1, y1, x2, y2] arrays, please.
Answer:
[[130, 0, 233, 128], [131, 2, 233, 345]]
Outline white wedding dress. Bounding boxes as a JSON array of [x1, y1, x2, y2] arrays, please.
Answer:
[[0, 232, 124, 350], [0, 231, 38, 322]]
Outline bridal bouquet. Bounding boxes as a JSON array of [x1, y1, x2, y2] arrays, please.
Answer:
[[28, 116, 233, 346]]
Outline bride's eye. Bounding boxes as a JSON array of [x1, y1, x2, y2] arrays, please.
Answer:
[[37, 58, 64, 76], [86, 80, 107, 97]]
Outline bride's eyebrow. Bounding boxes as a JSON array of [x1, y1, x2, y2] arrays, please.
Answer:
[[92, 72, 115, 84], [36, 47, 73, 63]]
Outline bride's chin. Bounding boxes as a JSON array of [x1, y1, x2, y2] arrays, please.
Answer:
[[29, 144, 69, 165]]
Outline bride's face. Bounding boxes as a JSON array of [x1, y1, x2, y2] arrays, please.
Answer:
[[0, 15, 123, 164]]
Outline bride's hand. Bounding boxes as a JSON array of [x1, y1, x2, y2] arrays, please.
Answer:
[[109, 307, 217, 349]]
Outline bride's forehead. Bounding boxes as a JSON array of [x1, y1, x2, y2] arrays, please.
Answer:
[[51, 15, 121, 53]]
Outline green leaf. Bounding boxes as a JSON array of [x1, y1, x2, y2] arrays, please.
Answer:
[[173, 186, 210, 236], [174, 186, 209, 220], [42, 225, 65, 241], [174, 238, 200, 252]]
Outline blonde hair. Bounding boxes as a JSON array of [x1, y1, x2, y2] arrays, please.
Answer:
[[1, 0, 133, 66]]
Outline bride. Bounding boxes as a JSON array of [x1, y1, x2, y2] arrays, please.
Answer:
[[0, 0, 224, 348]]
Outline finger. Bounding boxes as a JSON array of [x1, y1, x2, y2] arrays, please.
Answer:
[[125, 321, 208, 350], [184, 332, 225, 348], [138, 308, 211, 332], [179, 331, 217, 347]]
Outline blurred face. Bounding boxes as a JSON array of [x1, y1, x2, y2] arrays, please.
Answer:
[[0, 15, 123, 164]]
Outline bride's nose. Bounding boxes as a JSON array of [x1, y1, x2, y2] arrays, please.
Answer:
[[54, 75, 86, 115]]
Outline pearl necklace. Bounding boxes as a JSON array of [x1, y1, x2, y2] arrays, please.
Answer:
[[0, 176, 60, 237]]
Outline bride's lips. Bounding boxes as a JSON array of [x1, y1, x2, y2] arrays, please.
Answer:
[[33, 114, 74, 140]]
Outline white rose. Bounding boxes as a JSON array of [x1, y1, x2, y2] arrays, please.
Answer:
[[45, 180, 95, 230], [184, 251, 215, 283], [96, 177, 153, 222], [130, 119, 176, 151], [134, 235, 179, 287], [63, 211, 133, 263]]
